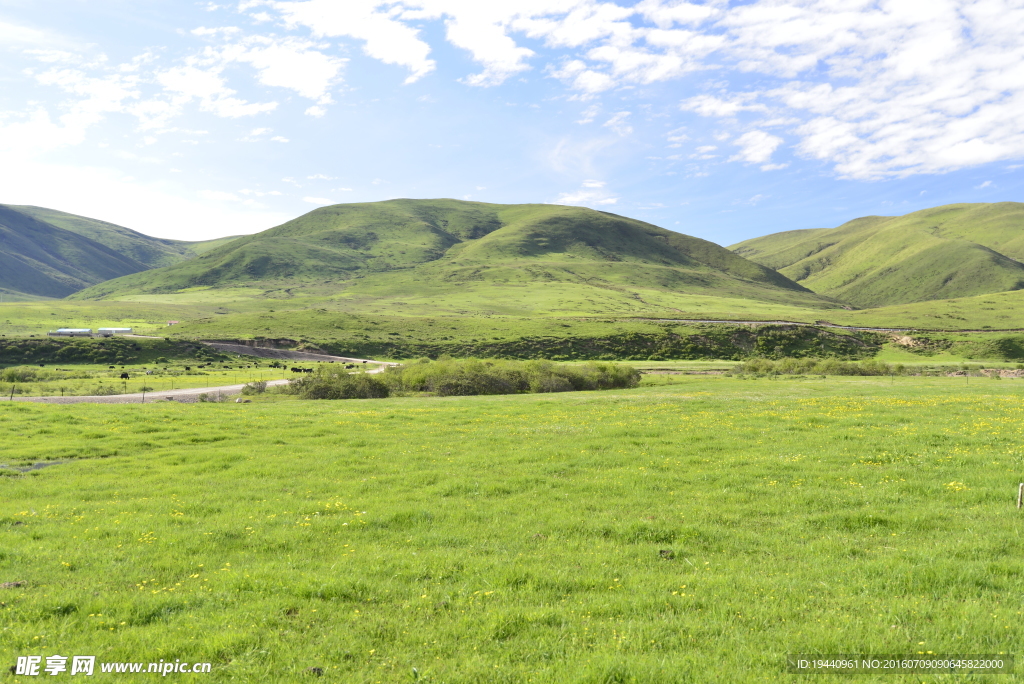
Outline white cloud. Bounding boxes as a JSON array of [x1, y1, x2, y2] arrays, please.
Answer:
[[271, 135, 289, 142], [549, 59, 616, 95], [200, 189, 241, 201], [0, 109, 92, 154], [729, 130, 784, 165], [303, 196, 335, 204], [555, 179, 618, 206], [307, 173, 335, 179], [0, 20, 67, 50], [681, 94, 767, 118], [603, 111, 633, 136], [576, 104, 600, 124], [975, 180, 994, 189], [666, 126, 688, 145], [156, 64, 278, 119], [557, 190, 618, 205], [232, 0, 1024, 178], [273, 0, 436, 84], [213, 34, 346, 101]]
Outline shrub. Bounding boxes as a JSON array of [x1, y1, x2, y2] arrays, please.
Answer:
[[241, 380, 268, 395], [380, 358, 640, 396], [731, 358, 907, 376], [1, 367, 37, 383], [292, 369, 390, 400]]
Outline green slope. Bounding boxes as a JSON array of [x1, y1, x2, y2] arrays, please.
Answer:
[[72, 199, 835, 314], [730, 203, 1024, 308], [9, 205, 239, 267], [0, 205, 241, 298], [0, 205, 153, 298]]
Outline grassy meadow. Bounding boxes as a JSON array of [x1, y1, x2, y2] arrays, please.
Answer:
[[2, 375, 1022, 682], [1, 363, 295, 398]]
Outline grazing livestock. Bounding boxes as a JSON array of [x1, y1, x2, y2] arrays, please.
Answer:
[[119, 372, 130, 379]]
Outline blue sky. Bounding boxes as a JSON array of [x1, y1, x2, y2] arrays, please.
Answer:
[[2, 0, 1024, 246]]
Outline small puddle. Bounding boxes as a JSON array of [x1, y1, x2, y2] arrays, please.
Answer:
[[0, 461, 67, 473]]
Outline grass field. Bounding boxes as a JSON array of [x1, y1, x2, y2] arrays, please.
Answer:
[[2, 376, 1022, 682], [0, 363, 299, 398]]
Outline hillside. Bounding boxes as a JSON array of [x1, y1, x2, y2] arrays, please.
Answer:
[[72, 199, 838, 314], [0, 205, 240, 298], [730, 203, 1024, 308]]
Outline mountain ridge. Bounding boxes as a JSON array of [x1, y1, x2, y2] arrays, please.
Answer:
[[730, 202, 1024, 307], [70, 199, 835, 315], [0, 205, 240, 298]]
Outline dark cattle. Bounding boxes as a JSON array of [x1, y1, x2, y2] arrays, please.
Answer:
[[184, 366, 191, 371], [119, 372, 130, 379]]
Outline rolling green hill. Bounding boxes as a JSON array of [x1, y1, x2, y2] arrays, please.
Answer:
[[0, 205, 240, 298], [72, 199, 838, 315], [730, 203, 1024, 307]]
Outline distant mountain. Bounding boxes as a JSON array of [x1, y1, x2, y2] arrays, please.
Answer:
[[71, 199, 838, 311], [730, 203, 1024, 308], [0, 205, 240, 298]]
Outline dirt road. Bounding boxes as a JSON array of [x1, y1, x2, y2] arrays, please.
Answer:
[[201, 342, 398, 366]]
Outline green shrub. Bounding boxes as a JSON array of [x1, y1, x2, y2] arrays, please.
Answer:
[[241, 380, 268, 395], [380, 358, 640, 396], [732, 358, 906, 376], [1, 367, 38, 382], [291, 369, 390, 400]]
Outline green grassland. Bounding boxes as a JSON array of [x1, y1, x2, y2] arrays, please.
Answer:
[[0, 300, 243, 337], [2, 377, 1022, 682], [0, 363, 292, 398], [0, 288, 51, 303], [731, 203, 1024, 308], [833, 288, 1024, 330]]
